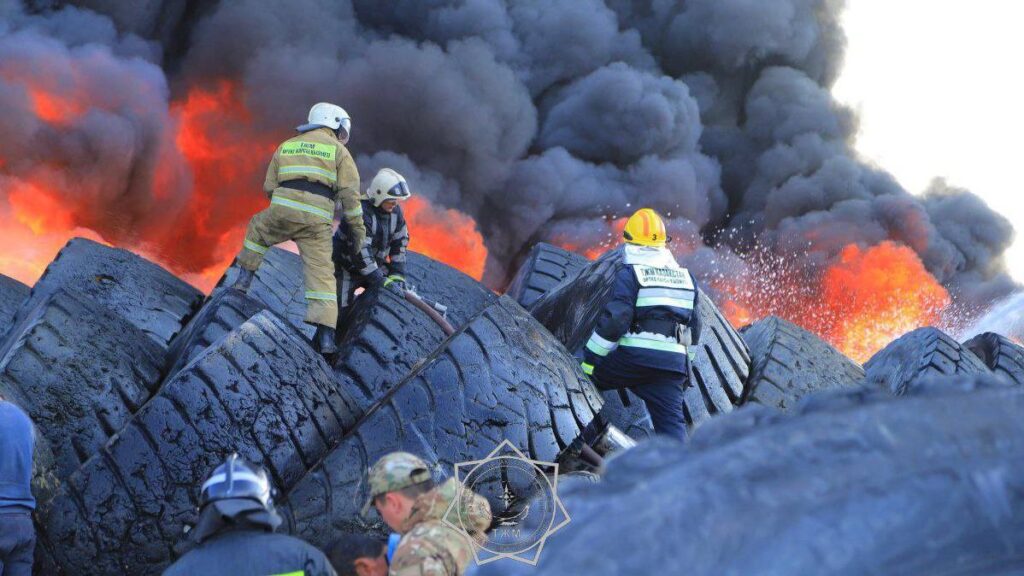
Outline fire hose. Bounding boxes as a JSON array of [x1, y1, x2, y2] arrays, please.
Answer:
[[403, 290, 455, 336]]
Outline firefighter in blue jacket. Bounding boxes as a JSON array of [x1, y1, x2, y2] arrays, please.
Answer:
[[581, 208, 700, 441]]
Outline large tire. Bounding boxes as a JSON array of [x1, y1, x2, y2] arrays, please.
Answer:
[[505, 243, 588, 309], [529, 247, 751, 427], [217, 247, 314, 339], [741, 316, 864, 410], [964, 332, 1024, 386], [402, 251, 497, 329], [2, 238, 202, 350], [34, 311, 360, 575], [0, 273, 29, 334], [0, 290, 168, 479], [480, 375, 1024, 576], [332, 287, 449, 410], [864, 327, 989, 395], [280, 296, 604, 546], [164, 288, 266, 379]]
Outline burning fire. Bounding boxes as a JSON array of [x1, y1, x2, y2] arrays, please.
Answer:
[[718, 241, 951, 363], [0, 75, 491, 291], [404, 196, 487, 280]]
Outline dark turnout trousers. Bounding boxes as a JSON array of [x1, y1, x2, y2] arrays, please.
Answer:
[[591, 351, 689, 441]]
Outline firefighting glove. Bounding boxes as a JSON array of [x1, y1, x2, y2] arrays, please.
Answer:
[[383, 274, 406, 295]]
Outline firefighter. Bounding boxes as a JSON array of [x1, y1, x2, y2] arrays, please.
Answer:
[[163, 454, 336, 576], [0, 400, 35, 576], [231, 102, 364, 355], [333, 168, 411, 321], [581, 208, 701, 441]]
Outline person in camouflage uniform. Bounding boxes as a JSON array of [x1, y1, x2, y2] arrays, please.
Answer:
[[363, 452, 491, 576]]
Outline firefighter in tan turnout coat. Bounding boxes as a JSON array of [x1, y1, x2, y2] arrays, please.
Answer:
[[232, 102, 365, 354]]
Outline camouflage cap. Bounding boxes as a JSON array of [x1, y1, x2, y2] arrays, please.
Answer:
[[361, 452, 432, 516]]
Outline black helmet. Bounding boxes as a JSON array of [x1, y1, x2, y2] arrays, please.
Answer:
[[200, 454, 276, 519]]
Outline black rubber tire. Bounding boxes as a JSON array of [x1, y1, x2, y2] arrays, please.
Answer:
[[331, 287, 450, 410], [964, 332, 1024, 386], [479, 375, 1024, 576], [595, 389, 655, 441], [34, 311, 361, 576], [217, 247, 314, 339], [280, 296, 604, 546], [164, 288, 266, 379], [505, 243, 588, 309], [0, 273, 29, 334], [402, 251, 497, 329], [864, 327, 989, 395], [740, 316, 864, 410], [2, 238, 202, 350], [529, 247, 751, 427], [0, 290, 168, 479]]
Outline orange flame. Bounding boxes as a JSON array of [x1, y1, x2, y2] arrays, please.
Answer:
[[717, 241, 951, 362], [404, 196, 487, 280]]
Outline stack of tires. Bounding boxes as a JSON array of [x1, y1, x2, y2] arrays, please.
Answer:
[[3, 239, 608, 575]]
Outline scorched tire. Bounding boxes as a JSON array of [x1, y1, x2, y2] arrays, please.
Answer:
[[864, 327, 989, 394], [402, 251, 497, 329], [280, 296, 604, 546], [0, 290, 168, 479], [741, 316, 864, 410], [217, 247, 313, 338], [505, 242, 588, 308], [529, 247, 750, 427], [165, 288, 266, 379], [0, 273, 28, 335], [332, 287, 449, 411], [964, 332, 1024, 386], [479, 375, 1024, 576], [33, 311, 360, 576], [3, 238, 202, 350]]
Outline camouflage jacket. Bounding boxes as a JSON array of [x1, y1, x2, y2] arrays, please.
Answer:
[[389, 478, 492, 576]]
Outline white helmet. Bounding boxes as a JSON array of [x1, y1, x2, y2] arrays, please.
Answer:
[[297, 102, 351, 144], [367, 168, 411, 207]]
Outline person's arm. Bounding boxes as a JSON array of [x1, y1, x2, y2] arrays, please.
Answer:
[[582, 267, 636, 375], [263, 147, 280, 198], [689, 274, 702, 346], [336, 147, 365, 251], [387, 208, 410, 278]]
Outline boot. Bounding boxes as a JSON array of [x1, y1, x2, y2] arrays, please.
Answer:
[[313, 325, 337, 356], [232, 268, 255, 293]]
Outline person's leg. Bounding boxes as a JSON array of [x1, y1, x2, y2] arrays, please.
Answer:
[[236, 206, 289, 271], [0, 513, 36, 576], [630, 373, 688, 441], [294, 220, 339, 329]]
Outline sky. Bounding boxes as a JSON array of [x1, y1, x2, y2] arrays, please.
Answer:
[[833, 0, 1024, 283]]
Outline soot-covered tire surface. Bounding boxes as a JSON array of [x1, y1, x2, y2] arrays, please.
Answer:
[[5, 238, 202, 350], [165, 288, 265, 378], [0, 290, 168, 479], [505, 242, 588, 308], [864, 327, 989, 394], [741, 316, 864, 410], [281, 296, 604, 546], [0, 273, 29, 334], [529, 247, 750, 427], [217, 247, 313, 338], [481, 376, 1024, 576], [964, 332, 1024, 386], [332, 287, 449, 411], [34, 311, 360, 576], [402, 251, 497, 329]]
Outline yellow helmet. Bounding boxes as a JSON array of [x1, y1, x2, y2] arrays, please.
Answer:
[[623, 208, 669, 248]]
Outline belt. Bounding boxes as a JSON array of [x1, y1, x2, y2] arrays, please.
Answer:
[[280, 179, 335, 200], [633, 318, 680, 340]]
